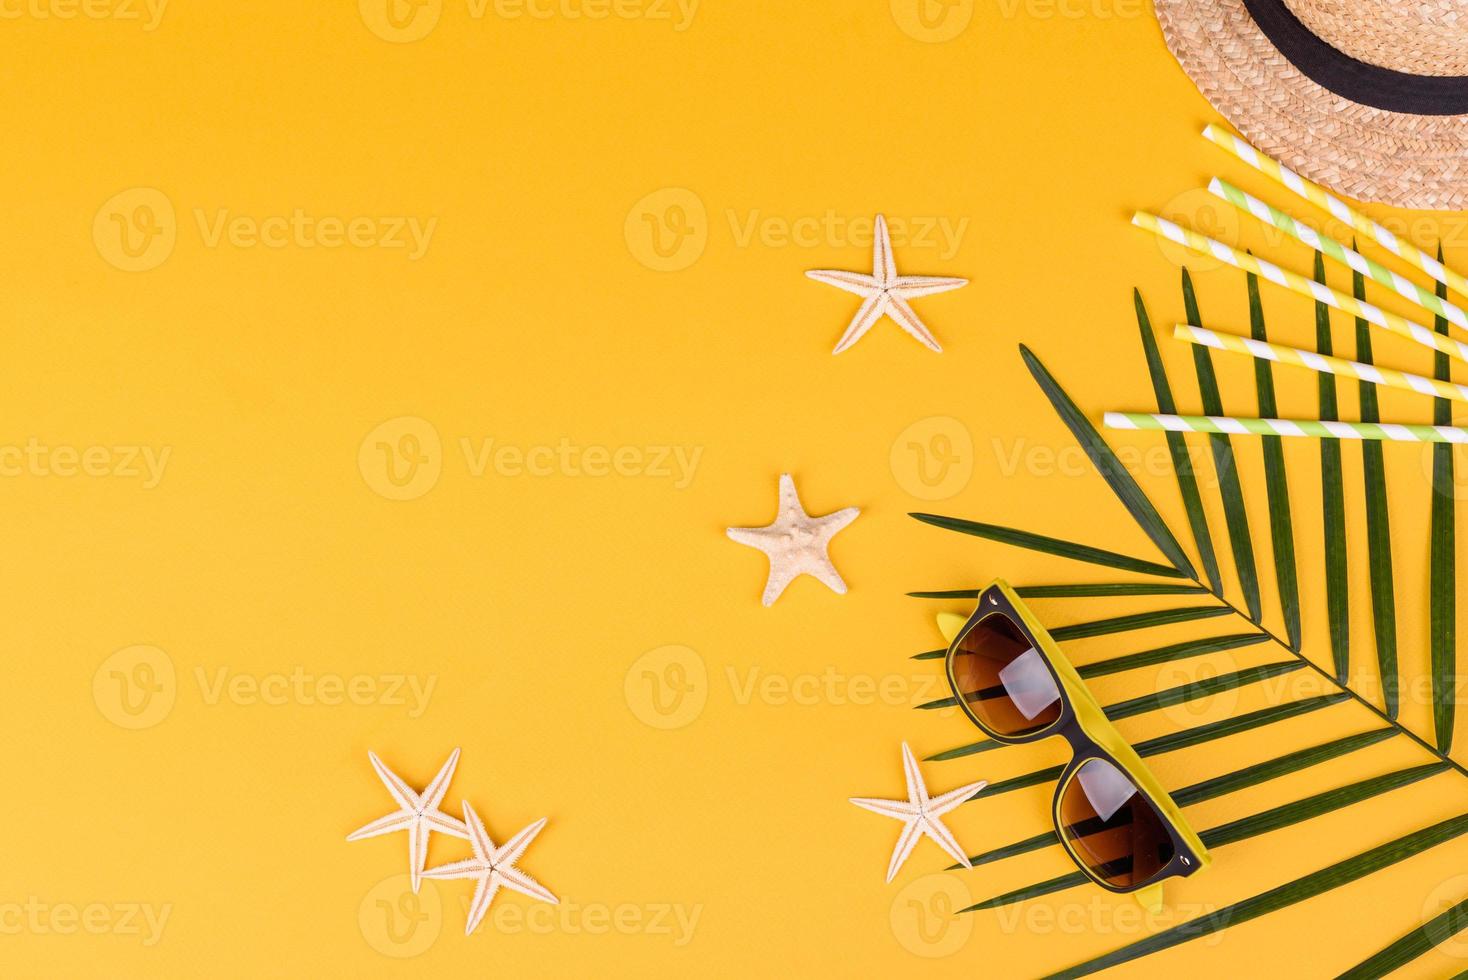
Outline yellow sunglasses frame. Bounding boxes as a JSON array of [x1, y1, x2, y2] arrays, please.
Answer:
[[938, 579, 1212, 898]]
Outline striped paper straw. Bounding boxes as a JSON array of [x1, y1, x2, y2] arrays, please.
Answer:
[[1134, 211, 1468, 365], [1202, 124, 1468, 299], [1106, 412, 1468, 444], [1173, 323, 1468, 405], [1209, 177, 1468, 334]]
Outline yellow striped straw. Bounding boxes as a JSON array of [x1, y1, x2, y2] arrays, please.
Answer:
[[1105, 412, 1468, 444], [1134, 211, 1468, 366], [1173, 323, 1468, 405], [1202, 124, 1468, 299]]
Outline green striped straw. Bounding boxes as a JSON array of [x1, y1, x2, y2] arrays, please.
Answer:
[[1209, 177, 1468, 334], [1105, 412, 1468, 445]]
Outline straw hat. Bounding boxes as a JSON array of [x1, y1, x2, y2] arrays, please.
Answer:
[[1153, 0, 1468, 210]]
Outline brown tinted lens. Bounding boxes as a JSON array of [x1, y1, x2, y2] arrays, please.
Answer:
[[1060, 759, 1176, 889], [949, 611, 1062, 736]]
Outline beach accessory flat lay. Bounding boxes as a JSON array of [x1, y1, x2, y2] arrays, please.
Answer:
[[941, 581, 1210, 902], [806, 213, 967, 354], [725, 473, 859, 606], [1154, 0, 1468, 208], [902, 167, 1466, 968], [849, 743, 987, 883]]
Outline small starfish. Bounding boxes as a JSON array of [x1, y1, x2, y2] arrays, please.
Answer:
[[423, 801, 558, 935], [346, 748, 471, 893], [726, 473, 859, 606], [850, 743, 987, 883], [806, 214, 967, 354]]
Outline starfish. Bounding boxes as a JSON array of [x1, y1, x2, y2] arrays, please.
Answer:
[[849, 743, 987, 883], [346, 748, 471, 893], [423, 801, 558, 935], [726, 473, 859, 606], [806, 213, 967, 354]]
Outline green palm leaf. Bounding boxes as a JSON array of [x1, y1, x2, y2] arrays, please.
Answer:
[[964, 765, 1449, 915], [1246, 269, 1301, 650], [1046, 813, 1468, 978], [960, 730, 1405, 869], [1352, 261, 1400, 717], [1339, 894, 1468, 979], [1182, 268, 1262, 623], [919, 660, 1300, 718], [1430, 245, 1457, 753], [927, 691, 1345, 763], [907, 583, 1210, 599], [907, 514, 1184, 579], [1050, 605, 1231, 641], [1314, 252, 1350, 683], [1135, 288, 1223, 595], [1019, 345, 1198, 579]]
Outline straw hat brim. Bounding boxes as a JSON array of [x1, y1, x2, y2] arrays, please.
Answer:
[[1154, 0, 1468, 211]]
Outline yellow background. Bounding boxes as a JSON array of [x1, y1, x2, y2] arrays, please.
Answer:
[[3, 0, 1467, 975]]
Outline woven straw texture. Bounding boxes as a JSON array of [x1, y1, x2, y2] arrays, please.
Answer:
[[1284, 0, 1468, 74], [1154, 0, 1468, 210]]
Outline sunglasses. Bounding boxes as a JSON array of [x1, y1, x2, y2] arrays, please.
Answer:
[[941, 580, 1211, 898]]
